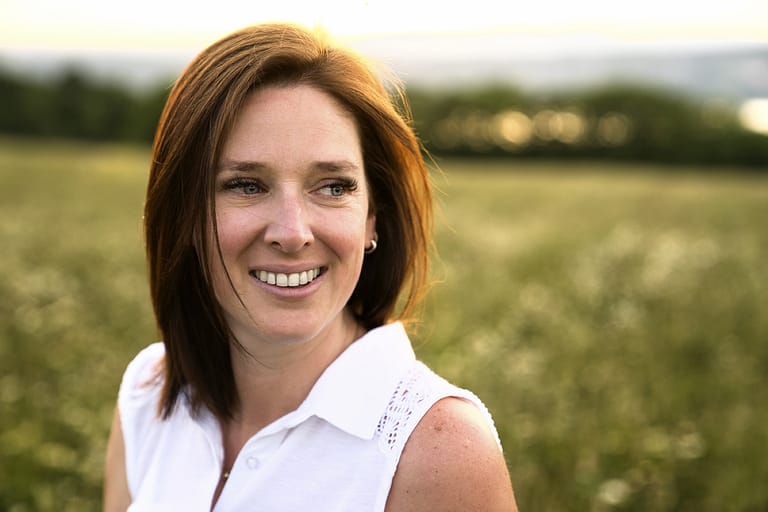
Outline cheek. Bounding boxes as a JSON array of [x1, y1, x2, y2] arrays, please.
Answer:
[[322, 211, 369, 250], [206, 235, 231, 300], [206, 211, 248, 294], [212, 209, 253, 260]]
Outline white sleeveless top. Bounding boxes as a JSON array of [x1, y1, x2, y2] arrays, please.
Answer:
[[118, 322, 502, 511]]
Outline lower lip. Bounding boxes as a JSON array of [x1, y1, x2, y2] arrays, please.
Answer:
[[250, 271, 323, 298]]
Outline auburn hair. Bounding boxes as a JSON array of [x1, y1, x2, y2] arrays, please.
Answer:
[[144, 23, 433, 420]]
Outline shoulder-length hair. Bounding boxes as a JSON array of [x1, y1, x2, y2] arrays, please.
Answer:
[[144, 23, 433, 420]]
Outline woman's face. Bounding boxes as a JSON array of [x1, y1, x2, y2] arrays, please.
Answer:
[[211, 85, 375, 346]]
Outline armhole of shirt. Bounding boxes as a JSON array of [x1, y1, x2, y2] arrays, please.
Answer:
[[117, 342, 165, 496], [373, 361, 503, 509]]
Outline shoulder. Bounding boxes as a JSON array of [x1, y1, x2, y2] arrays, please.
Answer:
[[385, 396, 518, 512], [104, 407, 131, 511], [118, 342, 165, 407], [117, 343, 166, 459], [114, 343, 168, 501]]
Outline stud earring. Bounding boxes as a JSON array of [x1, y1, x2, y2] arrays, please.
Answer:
[[364, 234, 378, 254]]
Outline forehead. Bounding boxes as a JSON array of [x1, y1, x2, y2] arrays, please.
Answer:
[[220, 85, 361, 164], [240, 84, 356, 124]]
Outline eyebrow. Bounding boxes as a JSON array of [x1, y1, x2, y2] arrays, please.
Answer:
[[217, 160, 267, 173], [217, 159, 361, 174]]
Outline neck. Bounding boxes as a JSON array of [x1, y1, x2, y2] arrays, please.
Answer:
[[226, 309, 363, 434]]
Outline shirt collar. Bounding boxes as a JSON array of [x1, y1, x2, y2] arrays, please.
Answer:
[[297, 321, 415, 440], [192, 322, 416, 444]]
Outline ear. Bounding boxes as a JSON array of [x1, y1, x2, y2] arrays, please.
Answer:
[[365, 211, 377, 242]]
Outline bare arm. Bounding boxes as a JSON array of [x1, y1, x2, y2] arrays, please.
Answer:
[[385, 397, 518, 512], [104, 406, 131, 512]]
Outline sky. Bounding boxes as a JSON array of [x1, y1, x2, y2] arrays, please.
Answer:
[[2, 0, 767, 56], [1, 0, 766, 131]]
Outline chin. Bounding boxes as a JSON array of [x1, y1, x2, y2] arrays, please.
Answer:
[[230, 310, 348, 347]]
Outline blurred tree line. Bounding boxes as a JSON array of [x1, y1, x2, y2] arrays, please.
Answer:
[[408, 84, 768, 167], [0, 66, 167, 142], [1, 65, 766, 167]]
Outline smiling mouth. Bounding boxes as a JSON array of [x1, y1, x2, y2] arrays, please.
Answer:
[[249, 268, 323, 288]]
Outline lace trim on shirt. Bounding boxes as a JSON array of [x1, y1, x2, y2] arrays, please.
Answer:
[[375, 363, 433, 453], [374, 361, 503, 457]]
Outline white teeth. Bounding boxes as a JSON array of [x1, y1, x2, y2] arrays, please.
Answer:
[[253, 268, 321, 288]]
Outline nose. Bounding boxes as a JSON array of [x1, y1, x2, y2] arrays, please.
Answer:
[[263, 193, 314, 252]]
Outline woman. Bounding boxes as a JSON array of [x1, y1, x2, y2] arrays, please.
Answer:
[[104, 23, 517, 511]]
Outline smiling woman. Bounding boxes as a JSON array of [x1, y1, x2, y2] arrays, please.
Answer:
[[102, 22, 517, 511], [210, 85, 374, 349]]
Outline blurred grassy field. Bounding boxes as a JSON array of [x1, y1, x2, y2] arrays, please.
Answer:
[[1, 138, 766, 511]]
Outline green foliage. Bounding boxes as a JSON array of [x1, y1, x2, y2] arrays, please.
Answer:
[[0, 66, 168, 143], [407, 83, 768, 167], [0, 139, 154, 510], [1, 65, 766, 167], [417, 159, 768, 510], [1, 140, 767, 510]]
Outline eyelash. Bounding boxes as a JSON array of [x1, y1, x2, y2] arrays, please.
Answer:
[[221, 177, 359, 197], [320, 177, 358, 197]]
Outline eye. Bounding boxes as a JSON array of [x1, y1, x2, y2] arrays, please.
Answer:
[[318, 178, 358, 197], [223, 178, 264, 195], [242, 182, 261, 195]]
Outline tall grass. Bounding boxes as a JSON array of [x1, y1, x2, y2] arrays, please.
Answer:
[[0, 139, 154, 510], [1, 140, 766, 510], [420, 159, 768, 511]]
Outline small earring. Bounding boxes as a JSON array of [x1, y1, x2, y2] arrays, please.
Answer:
[[364, 234, 378, 254]]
